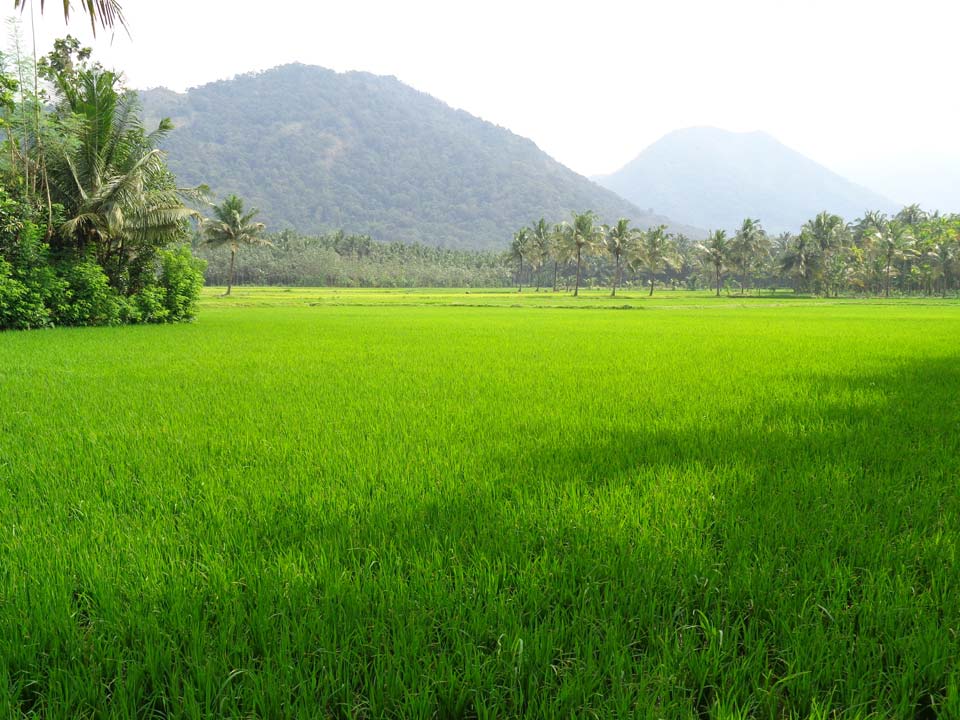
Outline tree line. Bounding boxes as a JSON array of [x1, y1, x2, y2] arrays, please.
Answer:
[[509, 207, 960, 297], [193, 227, 511, 289], [201, 205, 960, 296]]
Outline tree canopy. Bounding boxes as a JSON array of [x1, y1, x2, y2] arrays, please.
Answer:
[[0, 29, 206, 330]]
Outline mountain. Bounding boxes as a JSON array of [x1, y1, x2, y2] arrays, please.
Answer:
[[595, 127, 898, 234], [140, 64, 694, 250], [838, 152, 960, 214]]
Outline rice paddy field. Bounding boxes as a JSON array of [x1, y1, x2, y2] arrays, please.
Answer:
[[1, 288, 959, 718]]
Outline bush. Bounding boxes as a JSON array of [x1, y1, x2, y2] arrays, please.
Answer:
[[159, 246, 206, 321], [56, 260, 122, 326], [0, 221, 68, 330], [0, 258, 51, 330], [129, 283, 170, 324], [0, 187, 206, 331]]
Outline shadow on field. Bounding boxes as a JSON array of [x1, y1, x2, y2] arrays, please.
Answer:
[[501, 356, 960, 494], [466, 357, 960, 716]]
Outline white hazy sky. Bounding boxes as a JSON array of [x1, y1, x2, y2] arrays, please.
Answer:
[[12, 0, 960, 182]]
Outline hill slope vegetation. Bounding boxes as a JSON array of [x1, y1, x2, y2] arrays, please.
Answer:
[[141, 65, 691, 249]]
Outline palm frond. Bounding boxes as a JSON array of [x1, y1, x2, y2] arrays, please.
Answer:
[[101, 90, 142, 172], [60, 211, 106, 239], [16, 0, 128, 37]]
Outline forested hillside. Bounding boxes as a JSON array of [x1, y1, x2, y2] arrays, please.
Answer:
[[140, 64, 696, 250]]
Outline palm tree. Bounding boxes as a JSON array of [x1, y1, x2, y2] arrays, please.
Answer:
[[940, 217, 960, 297], [47, 69, 199, 291], [896, 204, 928, 227], [509, 227, 531, 292], [700, 230, 728, 296], [605, 218, 637, 297], [917, 215, 958, 297], [729, 218, 768, 294], [823, 247, 853, 297], [529, 218, 551, 292], [632, 225, 678, 296], [801, 212, 848, 294], [853, 212, 888, 294], [804, 212, 847, 253], [873, 219, 914, 298], [780, 230, 821, 293], [203, 195, 268, 296], [15, 0, 126, 36], [855, 211, 887, 243], [550, 222, 571, 292], [567, 211, 602, 297]]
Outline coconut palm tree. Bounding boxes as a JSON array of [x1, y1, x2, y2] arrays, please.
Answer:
[[550, 222, 571, 292], [799, 212, 848, 294], [605, 218, 637, 297], [917, 215, 959, 297], [728, 218, 768, 295], [529, 218, 551, 292], [699, 229, 728, 296], [46, 69, 199, 291], [567, 211, 602, 297], [804, 212, 848, 254], [854, 211, 887, 243], [632, 225, 679, 296], [874, 219, 915, 298], [15, 0, 126, 36], [203, 195, 268, 296], [896, 204, 928, 227], [779, 230, 820, 293], [509, 227, 531, 292]]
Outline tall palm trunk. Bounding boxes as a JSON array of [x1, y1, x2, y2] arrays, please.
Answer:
[[611, 252, 621, 297], [573, 247, 582, 297], [12, 28, 30, 199], [6, 108, 15, 180], [715, 265, 721, 296], [649, 272, 655, 296], [29, 5, 53, 236], [517, 257, 523, 292], [884, 258, 892, 298], [552, 261, 558, 292], [226, 248, 236, 296]]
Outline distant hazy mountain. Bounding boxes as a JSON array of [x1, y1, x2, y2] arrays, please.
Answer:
[[838, 152, 960, 214], [140, 64, 694, 250], [595, 127, 898, 234]]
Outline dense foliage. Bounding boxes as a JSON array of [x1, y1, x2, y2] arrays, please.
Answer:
[[0, 31, 205, 330], [139, 64, 694, 250], [194, 228, 511, 288]]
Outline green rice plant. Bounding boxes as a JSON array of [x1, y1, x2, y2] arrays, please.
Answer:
[[0, 291, 958, 717]]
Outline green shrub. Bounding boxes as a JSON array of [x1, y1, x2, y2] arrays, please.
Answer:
[[159, 246, 206, 321], [56, 260, 122, 326], [0, 258, 51, 330], [130, 283, 170, 324], [0, 221, 67, 330]]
